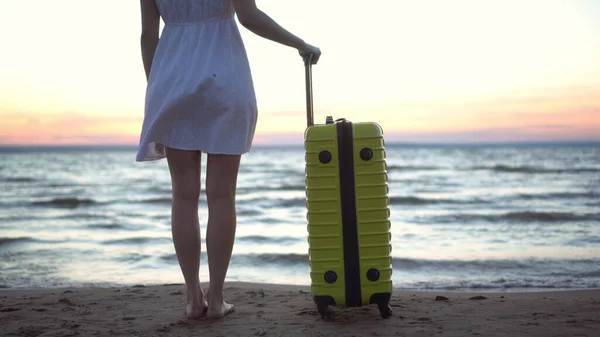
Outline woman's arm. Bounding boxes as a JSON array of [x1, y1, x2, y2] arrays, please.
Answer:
[[140, 0, 161, 81], [232, 0, 321, 63]]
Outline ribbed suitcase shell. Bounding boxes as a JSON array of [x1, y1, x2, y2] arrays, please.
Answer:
[[304, 118, 392, 318]]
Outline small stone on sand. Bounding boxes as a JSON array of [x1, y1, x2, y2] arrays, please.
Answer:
[[469, 296, 487, 300]]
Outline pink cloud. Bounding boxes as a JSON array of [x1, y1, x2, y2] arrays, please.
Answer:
[[1, 84, 599, 146], [384, 126, 600, 144]]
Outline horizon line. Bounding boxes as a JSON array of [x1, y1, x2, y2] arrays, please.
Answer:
[[1, 139, 599, 151]]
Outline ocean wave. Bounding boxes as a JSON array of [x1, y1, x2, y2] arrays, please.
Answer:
[[100, 237, 171, 245], [31, 197, 97, 208], [161, 252, 310, 265], [471, 165, 600, 174], [159, 253, 177, 262], [0, 177, 36, 182], [0, 237, 66, 247], [391, 257, 597, 272], [115, 253, 154, 263], [155, 253, 599, 279], [255, 216, 290, 224], [278, 198, 306, 208], [394, 258, 600, 289], [387, 165, 442, 171], [243, 168, 304, 176], [503, 212, 598, 222], [238, 197, 306, 208], [387, 164, 600, 174], [0, 237, 37, 246], [395, 278, 600, 290], [0, 214, 41, 221], [390, 196, 491, 205], [236, 235, 302, 244], [516, 192, 598, 200], [238, 184, 306, 194], [134, 197, 172, 204], [145, 186, 171, 194], [566, 236, 600, 246], [576, 270, 600, 278], [386, 164, 600, 174], [422, 211, 600, 224], [232, 253, 308, 265], [3, 249, 599, 290], [87, 223, 127, 230], [237, 208, 263, 216], [57, 213, 113, 220], [161, 253, 597, 276]]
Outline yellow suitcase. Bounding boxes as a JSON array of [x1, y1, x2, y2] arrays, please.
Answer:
[[303, 55, 393, 320]]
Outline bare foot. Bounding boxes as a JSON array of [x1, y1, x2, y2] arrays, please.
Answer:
[[186, 303, 207, 319], [206, 300, 235, 319], [185, 284, 208, 319]]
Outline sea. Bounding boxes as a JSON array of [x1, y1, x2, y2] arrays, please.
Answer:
[[1, 143, 599, 291]]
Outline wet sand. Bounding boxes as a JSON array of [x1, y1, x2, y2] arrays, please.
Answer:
[[1, 282, 599, 336]]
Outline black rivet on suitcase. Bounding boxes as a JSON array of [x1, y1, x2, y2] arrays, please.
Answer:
[[318, 150, 332, 164], [360, 148, 373, 161], [367, 268, 380, 282], [324, 271, 338, 284]]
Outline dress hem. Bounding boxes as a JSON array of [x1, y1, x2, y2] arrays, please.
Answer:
[[135, 140, 251, 162]]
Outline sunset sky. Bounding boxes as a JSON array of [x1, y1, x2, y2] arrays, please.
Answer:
[[0, 0, 599, 145]]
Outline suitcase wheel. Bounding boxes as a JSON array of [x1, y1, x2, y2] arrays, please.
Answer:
[[377, 302, 393, 319], [314, 296, 336, 321], [371, 293, 393, 319], [317, 303, 335, 321]]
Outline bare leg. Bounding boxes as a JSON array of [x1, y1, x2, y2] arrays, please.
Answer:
[[205, 153, 241, 318], [165, 147, 207, 319]]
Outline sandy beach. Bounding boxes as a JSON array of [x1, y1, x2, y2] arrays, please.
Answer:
[[1, 282, 598, 337]]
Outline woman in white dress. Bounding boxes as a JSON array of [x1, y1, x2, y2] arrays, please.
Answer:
[[138, 0, 321, 319]]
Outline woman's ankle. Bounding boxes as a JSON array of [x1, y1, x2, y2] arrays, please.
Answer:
[[207, 287, 224, 303]]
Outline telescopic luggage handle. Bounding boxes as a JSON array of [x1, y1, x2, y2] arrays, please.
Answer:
[[304, 54, 315, 128]]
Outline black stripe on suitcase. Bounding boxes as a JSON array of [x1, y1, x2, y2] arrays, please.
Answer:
[[336, 120, 362, 307]]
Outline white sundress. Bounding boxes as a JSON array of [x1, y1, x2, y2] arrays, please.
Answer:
[[136, 0, 258, 161]]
